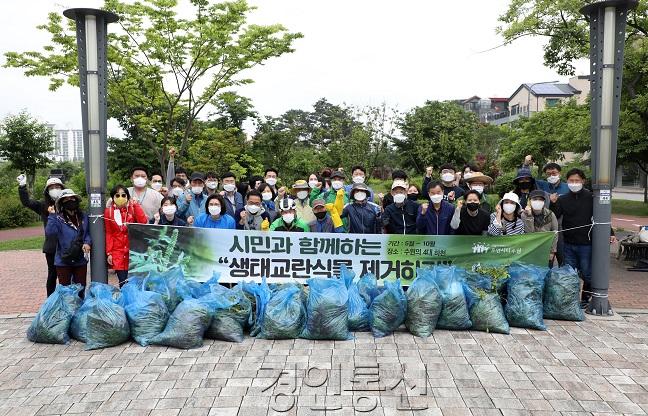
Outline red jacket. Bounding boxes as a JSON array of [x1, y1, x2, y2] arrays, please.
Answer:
[[104, 202, 148, 270]]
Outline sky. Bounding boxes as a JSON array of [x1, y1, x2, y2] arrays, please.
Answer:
[[0, 0, 590, 136]]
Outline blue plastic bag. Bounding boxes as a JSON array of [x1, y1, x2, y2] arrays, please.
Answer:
[[84, 297, 130, 350], [405, 269, 443, 338], [246, 278, 271, 337], [71, 282, 121, 343], [121, 284, 170, 346], [202, 286, 251, 343], [150, 299, 213, 349], [506, 263, 548, 330], [259, 285, 305, 339], [369, 280, 407, 338], [358, 273, 383, 306], [464, 274, 509, 334], [543, 265, 584, 321], [143, 274, 177, 312], [341, 266, 370, 331], [238, 281, 259, 329], [434, 266, 472, 330], [27, 284, 82, 344], [300, 277, 351, 340]]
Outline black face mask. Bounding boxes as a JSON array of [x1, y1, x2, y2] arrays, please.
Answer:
[[518, 182, 532, 190], [63, 199, 79, 211], [407, 194, 419, 201], [314, 211, 327, 220], [466, 202, 480, 212]]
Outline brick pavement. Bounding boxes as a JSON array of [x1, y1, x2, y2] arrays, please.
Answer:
[[1, 314, 648, 415], [0, 225, 43, 242]]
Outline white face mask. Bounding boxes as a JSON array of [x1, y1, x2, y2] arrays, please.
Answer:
[[531, 200, 545, 211], [133, 177, 147, 188], [568, 183, 583, 193], [430, 194, 443, 204], [172, 188, 184, 198], [308, 180, 319, 189], [208, 205, 221, 216], [223, 183, 236, 193], [296, 190, 309, 200], [162, 205, 177, 216], [246, 204, 261, 215], [352, 175, 365, 184], [192, 186, 204, 195], [463, 172, 473, 180], [547, 175, 560, 184], [282, 213, 295, 224], [471, 185, 484, 194], [331, 180, 344, 190], [48, 188, 62, 200], [262, 192, 273, 201], [393, 193, 406, 204], [151, 182, 163, 191], [354, 191, 367, 202], [206, 180, 218, 190], [441, 173, 455, 183], [503, 203, 517, 214], [265, 177, 277, 186]]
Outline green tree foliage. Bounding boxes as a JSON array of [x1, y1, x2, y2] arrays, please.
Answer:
[[0, 112, 54, 191], [4, 0, 302, 177], [394, 101, 479, 173]]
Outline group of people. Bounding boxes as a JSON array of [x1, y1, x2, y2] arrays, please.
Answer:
[[19, 151, 614, 308]]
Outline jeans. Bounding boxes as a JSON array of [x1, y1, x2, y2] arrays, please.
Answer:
[[563, 243, 592, 300], [45, 252, 57, 297]]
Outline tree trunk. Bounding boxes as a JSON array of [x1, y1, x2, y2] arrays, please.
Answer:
[[28, 170, 36, 195], [644, 172, 647, 204]]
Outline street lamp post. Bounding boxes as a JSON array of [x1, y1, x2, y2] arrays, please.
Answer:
[[64, 8, 119, 284], [580, 0, 637, 315], [526, 80, 558, 117]]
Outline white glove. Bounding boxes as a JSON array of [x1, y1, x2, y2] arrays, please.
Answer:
[[17, 174, 27, 187]]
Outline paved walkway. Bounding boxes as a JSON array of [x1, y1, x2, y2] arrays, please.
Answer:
[[0, 225, 43, 242], [1, 314, 648, 416], [612, 215, 648, 232]]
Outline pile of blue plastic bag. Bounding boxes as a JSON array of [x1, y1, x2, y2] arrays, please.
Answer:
[[27, 263, 584, 349]]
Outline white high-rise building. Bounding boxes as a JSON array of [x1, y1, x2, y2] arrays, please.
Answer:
[[47, 126, 84, 162]]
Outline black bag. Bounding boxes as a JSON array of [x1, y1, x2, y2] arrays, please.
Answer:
[[61, 221, 84, 264]]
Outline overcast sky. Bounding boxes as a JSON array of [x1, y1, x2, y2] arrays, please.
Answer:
[[0, 0, 589, 136]]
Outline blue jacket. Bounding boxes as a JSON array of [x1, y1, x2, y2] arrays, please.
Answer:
[[177, 192, 207, 220], [536, 179, 570, 196], [45, 213, 92, 267], [341, 202, 382, 234], [194, 213, 236, 229], [223, 192, 244, 218], [416, 200, 455, 235], [344, 184, 375, 202]]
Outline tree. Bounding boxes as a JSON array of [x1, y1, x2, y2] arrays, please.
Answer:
[[394, 101, 479, 173], [0, 112, 54, 191], [4, 0, 302, 177]]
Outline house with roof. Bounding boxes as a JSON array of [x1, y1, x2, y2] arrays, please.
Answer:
[[453, 96, 509, 123]]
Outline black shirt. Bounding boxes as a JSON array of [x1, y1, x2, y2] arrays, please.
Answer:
[[383, 200, 419, 234], [455, 207, 490, 235], [550, 189, 593, 245]]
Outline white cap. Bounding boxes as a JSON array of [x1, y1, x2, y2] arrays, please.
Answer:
[[45, 178, 63, 188], [501, 192, 521, 207], [391, 180, 408, 190]]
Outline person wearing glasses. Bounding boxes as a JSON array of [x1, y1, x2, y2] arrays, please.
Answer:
[[104, 185, 148, 287]]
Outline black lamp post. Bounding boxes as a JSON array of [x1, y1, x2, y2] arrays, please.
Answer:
[[64, 8, 119, 284], [580, 0, 638, 315]]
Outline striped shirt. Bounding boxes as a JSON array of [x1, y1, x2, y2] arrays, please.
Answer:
[[487, 213, 525, 236]]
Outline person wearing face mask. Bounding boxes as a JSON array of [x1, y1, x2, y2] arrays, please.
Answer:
[[309, 170, 350, 210], [464, 172, 497, 213], [258, 183, 279, 222], [104, 185, 148, 287], [178, 172, 208, 225], [309, 198, 345, 233], [488, 192, 525, 236], [417, 181, 455, 235], [248, 175, 264, 191], [169, 178, 187, 212], [45, 189, 92, 291], [307, 173, 324, 193], [522, 156, 570, 198], [150, 173, 164, 194], [290, 180, 316, 225], [341, 183, 382, 234], [379, 170, 410, 209], [459, 164, 478, 192], [263, 168, 280, 198], [512, 166, 539, 209], [383, 181, 418, 235], [194, 194, 236, 229], [17, 174, 65, 296], [128, 166, 164, 221], [450, 190, 490, 235], [423, 164, 465, 202], [204, 172, 220, 196], [151, 196, 187, 226], [270, 198, 310, 232], [522, 190, 558, 266], [235, 190, 271, 231], [344, 166, 375, 202], [221, 172, 245, 218]]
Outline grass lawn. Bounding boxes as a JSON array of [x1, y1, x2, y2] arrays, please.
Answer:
[[0, 236, 44, 251], [612, 199, 648, 217]]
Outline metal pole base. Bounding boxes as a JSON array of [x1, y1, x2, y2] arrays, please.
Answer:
[[586, 293, 614, 316]]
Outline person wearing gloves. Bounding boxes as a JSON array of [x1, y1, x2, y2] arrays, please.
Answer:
[[45, 189, 92, 291], [341, 183, 382, 234], [151, 196, 187, 226], [309, 170, 350, 206], [178, 172, 207, 225], [128, 166, 164, 220], [522, 190, 559, 266], [344, 165, 375, 202], [488, 192, 526, 236], [464, 172, 497, 213], [417, 181, 455, 235], [205, 172, 220, 196], [270, 197, 310, 232], [423, 164, 464, 202], [221, 172, 244, 217], [450, 190, 490, 235], [194, 194, 236, 229], [310, 198, 345, 233], [17, 174, 65, 296], [383, 180, 418, 235], [104, 185, 148, 287], [235, 190, 271, 231], [291, 180, 315, 225]]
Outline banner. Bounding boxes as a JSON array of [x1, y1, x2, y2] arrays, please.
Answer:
[[127, 224, 554, 284]]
